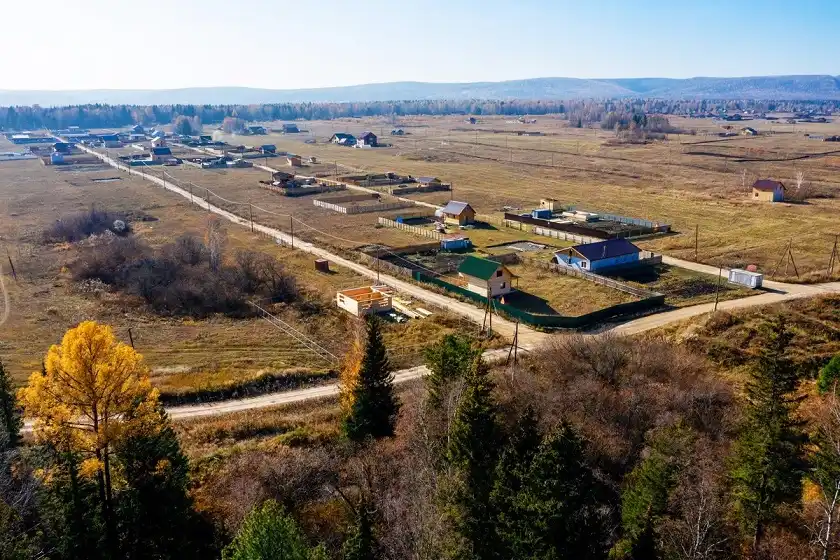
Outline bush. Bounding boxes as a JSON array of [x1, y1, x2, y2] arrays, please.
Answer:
[[44, 208, 130, 243], [818, 355, 840, 394], [72, 235, 298, 318]]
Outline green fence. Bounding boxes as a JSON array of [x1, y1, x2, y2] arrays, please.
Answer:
[[413, 272, 666, 329]]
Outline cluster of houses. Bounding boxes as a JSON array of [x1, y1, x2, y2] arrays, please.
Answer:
[[329, 131, 378, 148]]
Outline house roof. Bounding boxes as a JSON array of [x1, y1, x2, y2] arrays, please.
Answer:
[[440, 200, 473, 216], [152, 147, 172, 155], [261, 144, 276, 150], [752, 179, 785, 192], [443, 233, 470, 241], [332, 133, 354, 140], [458, 256, 504, 281], [359, 131, 376, 138], [417, 176, 440, 183], [567, 238, 641, 262]]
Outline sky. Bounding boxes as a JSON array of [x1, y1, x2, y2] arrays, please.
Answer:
[[2, 0, 838, 91]]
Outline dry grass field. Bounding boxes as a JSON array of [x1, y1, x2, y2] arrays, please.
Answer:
[[211, 114, 840, 281], [0, 158, 483, 390]]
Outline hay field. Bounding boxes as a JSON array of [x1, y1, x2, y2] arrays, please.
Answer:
[[222, 115, 840, 280]]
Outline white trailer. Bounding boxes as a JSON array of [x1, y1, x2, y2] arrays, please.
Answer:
[[728, 269, 763, 289]]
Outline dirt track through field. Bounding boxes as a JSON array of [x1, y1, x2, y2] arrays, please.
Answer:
[[0, 268, 9, 328]]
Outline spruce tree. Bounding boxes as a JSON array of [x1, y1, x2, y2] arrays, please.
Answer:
[[0, 360, 21, 449], [342, 502, 378, 560], [424, 334, 479, 408], [223, 500, 327, 560], [730, 316, 807, 551], [343, 316, 400, 442], [116, 404, 217, 559], [504, 421, 608, 560], [446, 357, 501, 559]]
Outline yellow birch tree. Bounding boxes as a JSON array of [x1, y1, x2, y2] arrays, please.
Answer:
[[17, 320, 159, 550]]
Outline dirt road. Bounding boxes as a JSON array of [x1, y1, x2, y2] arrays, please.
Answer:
[[0, 266, 9, 328]]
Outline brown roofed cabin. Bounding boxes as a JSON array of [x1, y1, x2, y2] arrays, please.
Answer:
[[438, 200, 476, 226], [457, 256, 514, 298], [752, 179, 785, 202]]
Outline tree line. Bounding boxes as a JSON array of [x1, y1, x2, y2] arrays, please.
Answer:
[[4, 314, 840, 558], [1, 97, 838, 131]]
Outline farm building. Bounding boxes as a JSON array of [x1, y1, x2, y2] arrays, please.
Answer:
[[247, 125, 267, 135], [130, 124, 145, 134], [741, 127, 759, 136], [440, 234, 472, 251], [308, 156, 318, 164], [539, 198, 559, 211], [281, 123, 300, 133], [53, 142, 72, 154], [417, 176, 442, 187], [437, 200, 476, 226], [336, 286, 393, 317], [286, 155, 302, 167], [391, 128, 405, 135], [260, 144, 277, 154], [531, 208, 552, 219], [330, 133, 357, 146], [467, 117, 477, 124], [151, 146, 173, 163], [457, 256, 514, 298], [357, 132, 378, 147], [752, 179, 785, 202], [554, 238, 642, 272], [151, 136, 167, 148]]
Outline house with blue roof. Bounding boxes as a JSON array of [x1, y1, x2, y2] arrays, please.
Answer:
[[553, 238, 642, 273]]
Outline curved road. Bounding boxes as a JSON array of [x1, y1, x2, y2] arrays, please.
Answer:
[[24, 140, 837, 427], [0, 267, 9, 328]]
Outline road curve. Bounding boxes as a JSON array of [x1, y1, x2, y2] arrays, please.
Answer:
[[23, 139, 837, 429], [0, 266, 9, 328]]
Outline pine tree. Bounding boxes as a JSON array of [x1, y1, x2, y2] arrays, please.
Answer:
[[342, 502, 378, 560], [223, 500, 327, 560], [446, 357, 501, 559], [730, 316, 807, 551], [503, 421, 608, 560], [0, 360, 21, 449], [116, 403, 217, 559], [343, 317, 400, 442], [424, 334, 479, 408]]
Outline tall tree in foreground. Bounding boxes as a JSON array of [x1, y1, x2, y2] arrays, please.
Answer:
[[18, 321, 160, 556], [808, 392, 840, 560], [424, 334, 479, 409], [446, 357, 501, 559], [0, 359, 21, 449], [729, 316, 807, 552], [223, 499, 327, 560], [343, 316, 400, 442]]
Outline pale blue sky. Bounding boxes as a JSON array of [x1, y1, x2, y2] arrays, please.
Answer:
[[2, 0, 838, 90]]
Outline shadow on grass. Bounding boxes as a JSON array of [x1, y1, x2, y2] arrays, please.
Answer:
[[500, 290, 559, 316]]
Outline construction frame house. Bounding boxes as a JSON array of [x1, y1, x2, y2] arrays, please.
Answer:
[[336, 286, 393, 317]]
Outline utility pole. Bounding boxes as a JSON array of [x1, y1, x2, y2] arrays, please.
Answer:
[[713, 265, 724, 312], [205, 188, 211, 213], [828, 234, 838, 278], [127, 328, 135, 349], [248, 203, 254, 233], [290, 217, 294, 248], [7, 255, 17, 281], [695, 224, 699, 261], [189, 183, 193, 204]]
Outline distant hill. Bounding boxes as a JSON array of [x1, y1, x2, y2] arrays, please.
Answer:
[[2, 75, 840, 106]]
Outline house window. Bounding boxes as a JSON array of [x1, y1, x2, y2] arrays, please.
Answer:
[[581, 262, 587, 268], [496, 270, 503, 277], [501, 282, 506, 289], [754, 192, 759, 197]]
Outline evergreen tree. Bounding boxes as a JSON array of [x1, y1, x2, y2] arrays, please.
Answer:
[[502, 421, 608, 560], [0, 360, 21, 449], [611, 425, 693, 559], [730, 316, 807, 551], [223, 500, 327, 560], [818, 354, 840, 395], [446, 357, 501, 559], [115, 403, 217, 559], [342, 502, 378, 560], [424, 334, 479, 408], [343, 317, 400, 442]]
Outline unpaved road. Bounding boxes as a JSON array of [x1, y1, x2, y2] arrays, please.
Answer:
[[0, 267, 9, 328], [21, 140, 837, 428]]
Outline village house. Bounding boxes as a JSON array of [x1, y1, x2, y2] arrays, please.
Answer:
[[417, 176, 442, 187], [150, 146, 173, 163], [286, 154, 302, 167], [437, 200, 476, 226], [336, 286, 393, 317], [52, 142, 72, 154], [357, 131, 378, 147], [130, 124, 145, 134], [457, 256, 514, 298], [752, 179, 785, 202], [741, 127, 759, 136], [390, 128, 405, 135], [330, 133, 356, 146], [554, 238, 642, 273], [247, 125, 267, 135], [260, 144, 277, 154], [281, 123, 300, 134]]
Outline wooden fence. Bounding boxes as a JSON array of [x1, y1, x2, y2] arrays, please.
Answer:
[[518, 255, 662, 299], [314, 199, 415, 215], [378, 217, 444, 240]]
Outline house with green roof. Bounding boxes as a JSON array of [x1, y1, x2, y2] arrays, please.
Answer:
[[457, 255, 515, 298]]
